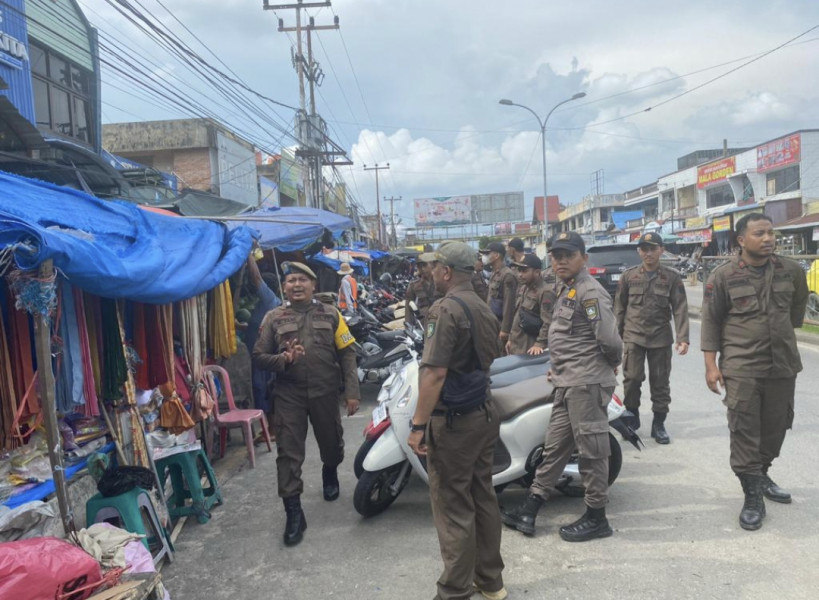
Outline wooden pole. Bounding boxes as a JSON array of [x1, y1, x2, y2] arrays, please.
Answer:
[[33, 261, 75, 536]]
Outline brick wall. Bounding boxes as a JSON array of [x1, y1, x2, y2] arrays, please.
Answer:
[[173, 148, 212, 192]]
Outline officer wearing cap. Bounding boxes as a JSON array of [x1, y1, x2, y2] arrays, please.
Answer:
[[507, 237, 525, 265], [408, 241, 506, 600], [701, 213, 808, 531], [472, 256, 490, 300], [614, 231, 689, 444], [481, 241, 518, 352], [502, 231, 622, 542], [506, 254, 555, 356], [405, 254, 438, 327], [253, 261, 360, 547]]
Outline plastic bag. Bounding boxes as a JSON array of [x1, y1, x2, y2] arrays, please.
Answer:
[[97, 465, 155, 497], [0, 537, 102, 600]]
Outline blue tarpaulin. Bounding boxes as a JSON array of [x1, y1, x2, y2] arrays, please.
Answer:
[[612, 210, 644, 230], [0, 171, 254, 304], [226, 206, 353, 252], [310, 253, 370, 275]]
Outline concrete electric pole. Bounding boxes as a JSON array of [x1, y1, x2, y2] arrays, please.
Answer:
[[384, 195, 402, 248], [363, 163, 390, 246]]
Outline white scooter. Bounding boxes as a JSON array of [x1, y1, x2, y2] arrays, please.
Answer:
[[353, 352, 643, 517]]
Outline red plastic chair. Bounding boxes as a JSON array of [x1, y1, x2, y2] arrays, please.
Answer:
[[202, 365, 272, 468]]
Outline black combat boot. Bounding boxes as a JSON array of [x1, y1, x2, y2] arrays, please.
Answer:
[[559, 505, 613, 542], [282, 495, 307, 546], [500, 493, 544, 536], [651, 412, 670, 445], [621, 408, 640, 432], [322, 464, 340, 501], [738, 473, 766, 531], [761, 468, 792, 504]]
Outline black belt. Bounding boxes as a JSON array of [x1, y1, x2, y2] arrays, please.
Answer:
[[431, 403, 485, 418]]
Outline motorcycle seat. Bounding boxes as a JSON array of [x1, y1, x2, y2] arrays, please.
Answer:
[[373, 330, 406, 342], [492, 377, 554, 422]]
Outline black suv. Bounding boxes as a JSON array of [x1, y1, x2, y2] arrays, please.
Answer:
[[586, 244, 641, 296], [586, 243, 680, 296]]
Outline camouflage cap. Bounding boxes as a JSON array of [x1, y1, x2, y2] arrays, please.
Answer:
[[431, 241, 476, 273]]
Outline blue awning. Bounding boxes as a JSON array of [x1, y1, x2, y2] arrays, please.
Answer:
[[0, 171, 253, 304], [226, 206, 353, 252]]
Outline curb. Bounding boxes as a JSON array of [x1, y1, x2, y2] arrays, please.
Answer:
[[688, 308, 819, 348]]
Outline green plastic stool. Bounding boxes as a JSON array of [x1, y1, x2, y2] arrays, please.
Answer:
[[85, 487, 174, 565], [155, 448, 223, 524]]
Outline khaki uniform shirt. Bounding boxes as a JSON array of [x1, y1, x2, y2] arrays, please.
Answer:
[[614, 265, 690, 348], [252, 299, 360, 400], [542, 265, 556, 286], [507, 279, 555, 354], [471, 270, 489, 301], [487, 266, 518, 334], [701, 254, 808, 378], [421, 282, 501, 409], [405, 277, 437, 325], [548, 269, 622, 387]]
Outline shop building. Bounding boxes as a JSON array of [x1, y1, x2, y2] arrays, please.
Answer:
[[103, 118, 261, 207], [555, 193, 625, 240]]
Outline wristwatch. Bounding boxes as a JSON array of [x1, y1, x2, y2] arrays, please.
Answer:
[[409, 419, 427, 432]]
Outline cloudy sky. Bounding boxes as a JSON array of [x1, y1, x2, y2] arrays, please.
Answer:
[[81, 0, 819, 226]]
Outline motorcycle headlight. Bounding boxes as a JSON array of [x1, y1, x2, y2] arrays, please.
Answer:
[[396, 386, 413, 408]]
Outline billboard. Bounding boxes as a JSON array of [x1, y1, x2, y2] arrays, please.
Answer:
[[757, 133, 800, 173], [414, 196, 472, 227], [697, 157, 736, 189], [413, 191, 524, 228], [216, 132, 258, 205]]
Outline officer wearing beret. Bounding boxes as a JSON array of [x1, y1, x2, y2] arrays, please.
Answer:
[[253, 262, 360, 547], [701, 213, 808, 530], [481, 241, 518, 352], [408, 241, 506, 600], [502, 232, 622, 542], [614, 231, 689, 444], [506, 253, 555, 356]]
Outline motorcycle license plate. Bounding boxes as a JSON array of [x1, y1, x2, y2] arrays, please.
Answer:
[[610, 274, 621, 282], [372, 403, 388, 427]]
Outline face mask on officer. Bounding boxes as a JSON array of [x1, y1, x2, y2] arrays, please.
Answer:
[[481, 254, 491, 266]]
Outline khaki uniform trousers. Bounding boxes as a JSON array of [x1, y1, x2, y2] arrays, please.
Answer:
[[622, 343, 672, 414], [723, 377, 795, 476], [427, 403, 504, 600], [272, 386, 344, 498], [529, 385, 613, 509]]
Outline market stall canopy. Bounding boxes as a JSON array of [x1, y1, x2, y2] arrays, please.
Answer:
[[226, 206, 353, 252], [0, 171, 254, 303]]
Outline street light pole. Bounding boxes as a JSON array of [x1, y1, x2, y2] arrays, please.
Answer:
[[363, 163, 390, 246], [499, 92, 586, 243]]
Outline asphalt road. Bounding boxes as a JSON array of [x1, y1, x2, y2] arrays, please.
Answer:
[[162, 319, 819, 600]]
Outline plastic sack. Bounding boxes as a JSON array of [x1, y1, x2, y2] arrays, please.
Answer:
[[0, 536, 102, 600]]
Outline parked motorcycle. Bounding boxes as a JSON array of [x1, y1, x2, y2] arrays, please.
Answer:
[[352, 352, 642, 517]]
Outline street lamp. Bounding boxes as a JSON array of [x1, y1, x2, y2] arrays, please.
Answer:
[[499, 92, 586, 242]]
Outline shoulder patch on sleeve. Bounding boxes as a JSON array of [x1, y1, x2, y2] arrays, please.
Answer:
[[703, 282, 714, 303], [582, 298, 600, 321], [426, 321, 436, 338]]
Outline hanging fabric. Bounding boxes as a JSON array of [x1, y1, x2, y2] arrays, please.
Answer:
[[84, 293, 103, 400], [0, 305, 17, 449], [73, 287, 98, 417], [209, 282, 237, 360], [131, 303, 149, 390], [55, 280, 86, 414], [6, 288, 36, 414], [100, 298, 127, 403]]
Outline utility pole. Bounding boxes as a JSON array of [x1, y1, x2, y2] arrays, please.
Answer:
[[363, 163, 389, 246], [384, 195, 402, 248], [265, 1, 347, 209]]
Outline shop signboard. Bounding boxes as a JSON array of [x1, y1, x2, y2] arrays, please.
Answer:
[[678, 228, 712, 243], [279, 148, 302, 202], [757, 133, 801, 173], [259, 176, 279, 208], [685, 216, 707, 229], [514, 222, 532, 233], [494, 222, 511, 235], [697, 157, 736, 189], [712, 216, 732, 232], [216, 132, 258, 206], [0, 0, 35, 123], [414, 196, 472, 227]]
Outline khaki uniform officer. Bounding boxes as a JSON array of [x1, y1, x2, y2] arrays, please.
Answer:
[[481, 241, 518, 352], [407, 241, 506, 600], [502, 231, 622, 542], [405, 258, 437, 327], [614, 231, 689, 444], [253, 262, 360, 547], [701, 213, 808, 531], [472, 258, 490, 301], [506, 253, 555, 356]]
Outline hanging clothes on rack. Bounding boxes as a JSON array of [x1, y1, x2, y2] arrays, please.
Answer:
[[100, 298, 128, 404], [131, 303, 149, 391], [54, 280, 86, 414], [73, 287, 98, 417]]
